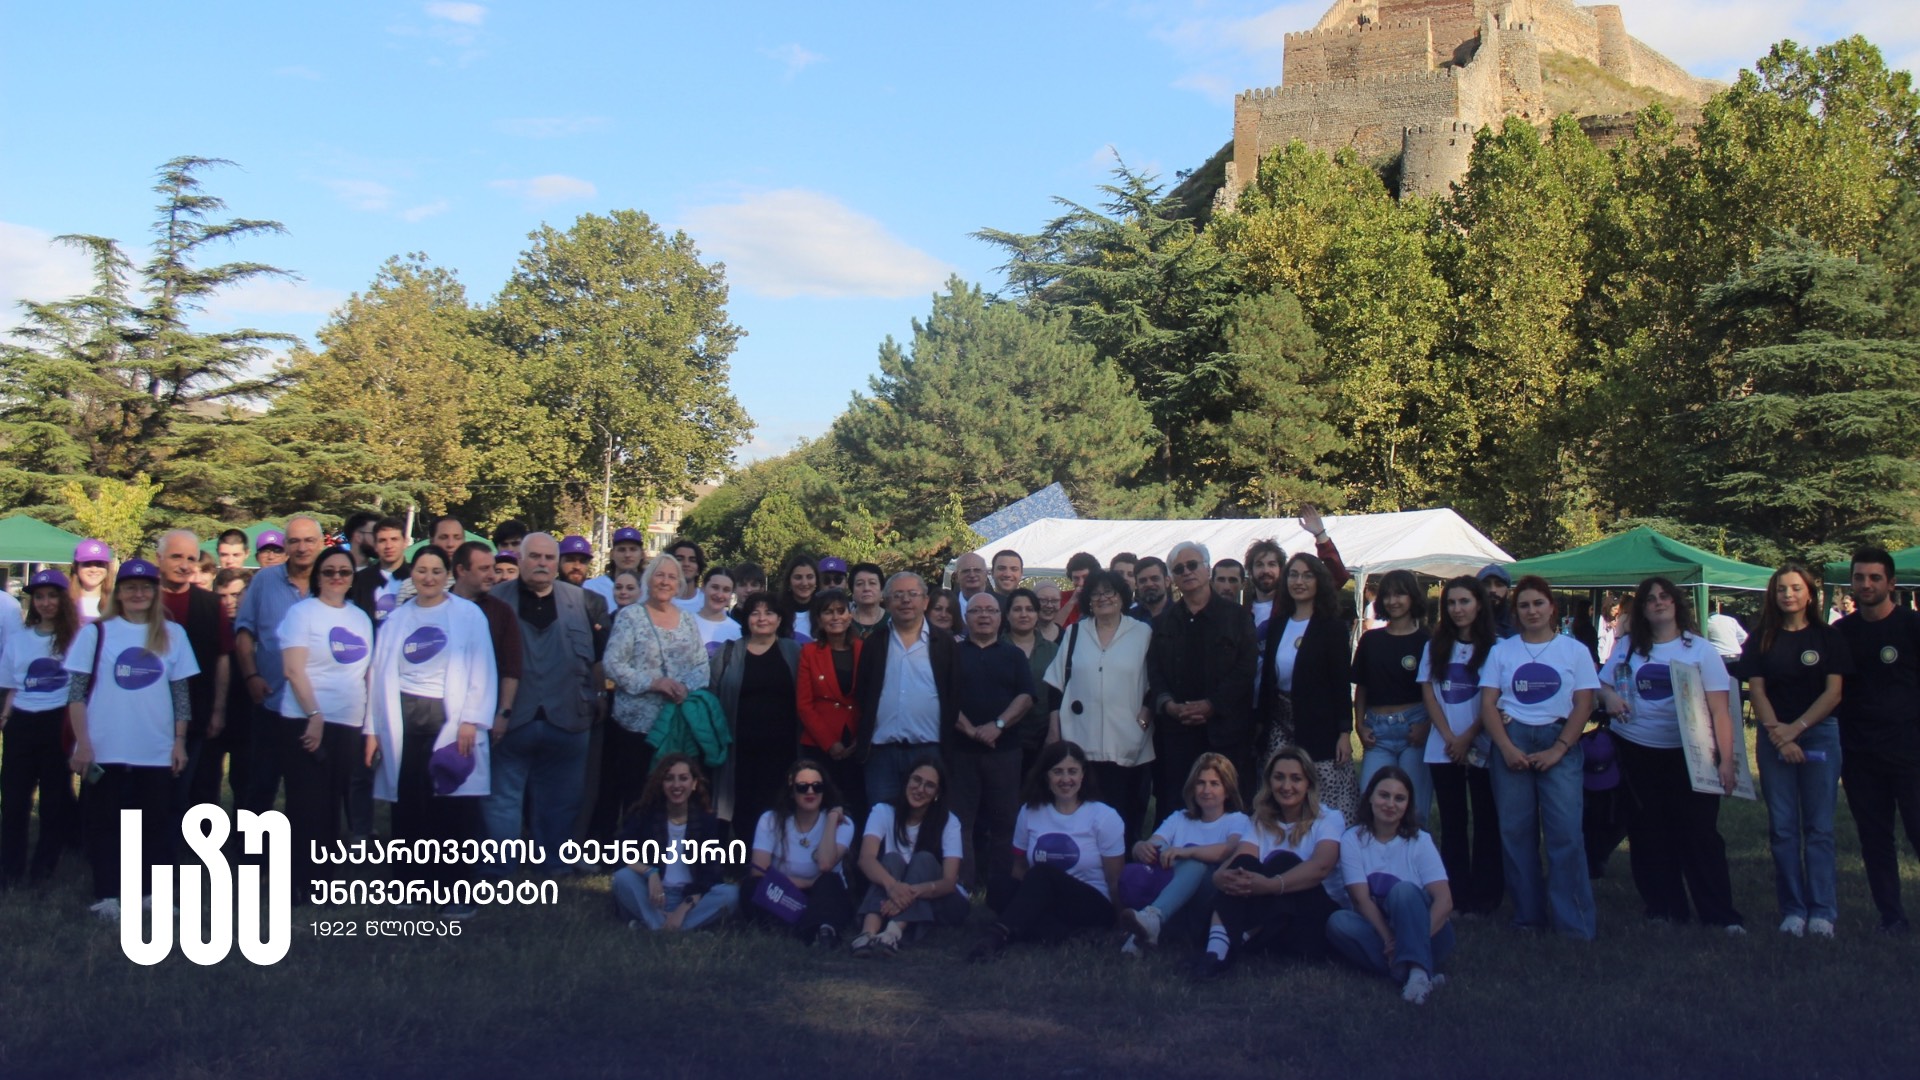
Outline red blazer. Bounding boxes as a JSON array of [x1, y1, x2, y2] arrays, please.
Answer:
[[796, 638, 861, 751]]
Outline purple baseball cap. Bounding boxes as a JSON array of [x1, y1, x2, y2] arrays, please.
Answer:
[[558, 534, 593, 557], [74, 538, 112, 564], [493, 548, 519, 564], [255, 530, 287, 551], [1583, 729, 1621, 792], [428, 742, 477, 795], [116, 558, 161, 584], [818, 556, 849, 574], [611, 527, 645, 545], [29, 568, 71, 591]]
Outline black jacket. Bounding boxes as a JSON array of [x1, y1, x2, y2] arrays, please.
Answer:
[[1257, 609, 1354, 761], [166, 585, 225, 737], [349, 564, 402, 629], [1146, 595, 1257, 751], [854, 621, 957, 749], [618, 806, 733, 893]]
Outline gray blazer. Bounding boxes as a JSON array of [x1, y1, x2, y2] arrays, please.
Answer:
[[708, 636, 803, 725]]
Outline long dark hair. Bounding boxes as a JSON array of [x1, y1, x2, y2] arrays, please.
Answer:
[[1756, 562, 1825, 655], [809, 588, 853, 649], [1021, 740, 1103, 809], [1627, 576, 1699, 660], [305, 546, 356, 596], [630, 752, 713, 820], [1354, 766, 1421, 842], [1277, 552, 1340, 623], [1428, 575, 1495, 683], [770, 759, 844, 853], [889, 755, 953, 858], [778, 552, 819, 613], [23, 581, 82, 658]]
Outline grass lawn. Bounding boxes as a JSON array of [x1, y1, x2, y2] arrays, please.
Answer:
[[3, 732, 1918, 1080]]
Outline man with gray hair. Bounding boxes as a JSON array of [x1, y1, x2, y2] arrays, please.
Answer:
[[856, 571, 957, 803], [156, 528, 232, 816], [952, 552, 990, 618], [235, 514, 325, 816], [1147, 540, 1257, 814], [485, 531, 609, 873]]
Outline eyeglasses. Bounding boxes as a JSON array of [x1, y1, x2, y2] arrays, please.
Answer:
[[1088, 592, 1120, 604], [318, 568, 355, 579], [1171, 560, 1203, 575], [791, 781, 825, 795], [890, 591, 926, 601]]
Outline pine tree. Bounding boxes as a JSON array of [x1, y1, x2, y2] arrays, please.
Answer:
[[1202, 289, 1346, 514]]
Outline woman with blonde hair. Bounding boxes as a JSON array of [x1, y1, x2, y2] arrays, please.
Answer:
[[602, 554, 709, 839], [1117, 752, 1249, 953]]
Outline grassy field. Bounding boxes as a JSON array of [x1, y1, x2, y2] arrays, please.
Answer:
[[3, 736, 1918, 1080]]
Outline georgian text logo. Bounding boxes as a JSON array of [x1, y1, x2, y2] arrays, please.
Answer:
[[119, 806, 292, 966]]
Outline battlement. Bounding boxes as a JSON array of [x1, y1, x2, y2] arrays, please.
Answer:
[[1283, 17, 1439, 44], [1243, 63, 1466, 105], [1403, 120, 1480, 135]]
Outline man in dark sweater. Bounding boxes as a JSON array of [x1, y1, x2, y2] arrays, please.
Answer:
[[1147, 540, 1256, 826], [1837, 546, 1920, 934]]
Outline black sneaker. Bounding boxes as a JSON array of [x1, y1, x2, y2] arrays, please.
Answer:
[[966, 928, 1008, 963], [1190, 953, 1231, 982], [1877, 917, 1911, 936], [813, 924, 839, 948]]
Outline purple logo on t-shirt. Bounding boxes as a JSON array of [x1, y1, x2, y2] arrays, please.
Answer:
[[1634, 662, 1673, 701], [374, 593, 397, 621], [328, 626, 369, 664], [402, 626, 447, 664], [113, 647, 164, 691], [1511, 662, 1562, 706], [1441, 662, 1477, 705], [1031, 832, 1082, 868], [23, 657, 68, 694]]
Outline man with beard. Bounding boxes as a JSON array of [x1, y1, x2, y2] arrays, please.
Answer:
[[1129, 557, 1170, 624]]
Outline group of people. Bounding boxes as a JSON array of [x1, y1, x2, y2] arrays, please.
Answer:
[[4, 508, 1918, 1003]]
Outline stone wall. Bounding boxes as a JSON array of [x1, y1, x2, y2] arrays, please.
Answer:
[[1234, 67, 1470, 181], [1284, 19, 1434, 85], [1401, 121, 1479, 197]]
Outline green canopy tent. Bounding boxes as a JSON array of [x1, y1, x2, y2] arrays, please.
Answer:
[[1822, 546, 1920, 587], [198, 521, 285, 570], [1505, 526, 1774, 618], [0, 514, 87, 564]]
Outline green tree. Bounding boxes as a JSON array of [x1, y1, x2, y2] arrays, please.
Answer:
[[60, 472, 163, 558], [1201, 289, 1345, 514], [831, 278, 1156, 562], [675, 442, 850, 567], [492, 210, 751, 524], [740, 491, 831, 571]]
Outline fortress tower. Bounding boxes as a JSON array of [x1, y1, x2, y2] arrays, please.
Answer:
[[1220, 0, 1719, 203]]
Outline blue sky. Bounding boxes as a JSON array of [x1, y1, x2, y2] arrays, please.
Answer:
[[3, 1, 1913, 465]]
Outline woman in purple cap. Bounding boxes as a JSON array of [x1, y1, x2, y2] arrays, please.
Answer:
[[276, 546, 375, 890], [69, 538, 114, 621], [63, 558, 201, 919], [0, 570, 82, 887], [366, 545, 497, 917]]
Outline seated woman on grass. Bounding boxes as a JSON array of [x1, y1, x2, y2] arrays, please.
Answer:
[[850, 757, 968, 956], [1118, 753, 1250, 954], [1198, 747, 1346, 977], [1325, 766, 1455, 1004], [745, 760, 856, 946], [612, 754, 738, 932], [968, 741, 1125, 961]]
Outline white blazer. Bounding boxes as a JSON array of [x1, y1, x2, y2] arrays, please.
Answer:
[[368, 593, 498, 800]]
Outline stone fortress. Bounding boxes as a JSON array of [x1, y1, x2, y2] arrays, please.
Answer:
[[1221, 0, 1722, 202]]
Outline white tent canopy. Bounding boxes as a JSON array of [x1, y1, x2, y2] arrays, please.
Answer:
[[965, 508, 1511, 585]]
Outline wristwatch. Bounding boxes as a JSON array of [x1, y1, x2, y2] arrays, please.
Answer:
[[994, 718, 1006, 730]]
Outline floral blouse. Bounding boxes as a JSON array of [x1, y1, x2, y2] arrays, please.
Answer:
[[604, 604, 709, 734]]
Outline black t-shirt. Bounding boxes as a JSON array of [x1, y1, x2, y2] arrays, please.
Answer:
[[1740, 624, 1851, 733], [736, 645, 798, 753], [1835, 608, 1920, 768], [952, 638, 1037, 753], [1350, 627, 1429, 708]]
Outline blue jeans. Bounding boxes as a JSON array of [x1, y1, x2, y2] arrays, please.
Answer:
[[611, 869, 739, 930], [483, 719, 591, 875], [1359, 706, 1433, 824], [1756, 718, 1842, 922], [865, 742, 940, 806], [1488, 719, 1596, 939], [1326, 879, 1456, 980], [1120, 856, 1217, 918]]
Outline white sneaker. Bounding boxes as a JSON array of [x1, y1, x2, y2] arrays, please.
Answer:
[[1121, 906, 1164, 947], [1402, 968, 1434, 1004], [1120, 934, 1143, 958], [1808, 917, 1835, 939], [88, 898, 121, 922], [1724, 924, 1747, 937], [1778, 915, 1806, 937]]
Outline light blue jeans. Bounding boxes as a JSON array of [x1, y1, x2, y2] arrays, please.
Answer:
[[1488, 719, 1596, 940], [1119, 856, 1217, 918], [1359, 706, 1433, 825], [1755, 718, 1843, 922], [1326, 879, 1456, 979], [612, 868, 739, 930], [483, 719, 591, 875]]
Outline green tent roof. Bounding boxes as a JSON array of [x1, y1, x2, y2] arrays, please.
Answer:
[[1823, 546, 1920, 587], [1505, 526, 1774, 591], [0, 514, 87, 564]]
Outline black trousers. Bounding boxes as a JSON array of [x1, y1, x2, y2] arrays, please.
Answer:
[[1614, 737, 1743, 926], [1, 708, 77, 884], [1091, 761, 1152, 846], [587, 723, 656, 843], [1431, 762, 1503, 915], [240, 701, 284, 815], [731, 741, 793, 848], [948, 748, 1022, 890], [1841, 755, 1920, 926], [82, 763, 174, 901], [1210, 851, 1339, 960], [393, 696, 480, 890], [803, 744, 866, 827], [190, 698, 252, 811], [278, 718, 362, 889], [988, 862, 1113, 941]]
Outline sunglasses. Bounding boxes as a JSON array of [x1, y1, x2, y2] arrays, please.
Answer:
[[791, 781, 825, 795], [318, 568, 355, 579], [1171, 559, 1203, 575]]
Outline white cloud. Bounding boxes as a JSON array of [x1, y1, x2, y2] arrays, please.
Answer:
[[425, 2, 486, 26], [680, 189, 953, 300], [489, 174, 599, 204], [197, 278, 348, 326], [324, 178, 395, 211], [495, 116, 611, 138], [400, 199, 452, 222], [0, 223, 99, 335], [734, 419, 824, 464], [761, 43, 825, 79]]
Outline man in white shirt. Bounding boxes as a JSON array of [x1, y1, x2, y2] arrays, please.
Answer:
[[952, 553, 989, 618], [1705, 602, 1749, 660], [584, 527, 646, 606], [855, 572, 955, 803]]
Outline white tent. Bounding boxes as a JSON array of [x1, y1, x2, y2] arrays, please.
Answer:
[[965, 508, 1511, 585]]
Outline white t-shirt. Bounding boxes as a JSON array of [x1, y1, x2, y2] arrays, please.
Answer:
[[1150, 809, 1252, 852], [1599, 634, 1731, 750], [275, 598, 375, 726], [1480, 634, 1600, 726], [753, 810, 856, 881], [1339, 826, 1447, 902], [663, 820, 692, 887], [1705, 613, 1748, 660], [64, 618, 199, 767], [1250, 807, 1348, 904], [79, 593, 103, 622], [864, 802, 963, 861], [396, 600, 454, 698], [1274, 617, 1311, 694], [673, 594, 704, 614], [1013, 800, 1126, 898], [695, 610, 742, 657], [1418, 640, 1485, 765], [0, 628, 73, 713], [791, 611, 812, 644]]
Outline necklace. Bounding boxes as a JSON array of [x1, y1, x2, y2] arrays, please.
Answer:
[[1521, 635, 1555, 661]]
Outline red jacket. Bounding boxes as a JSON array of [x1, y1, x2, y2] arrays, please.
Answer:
[[796, 638, 861, 751]]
